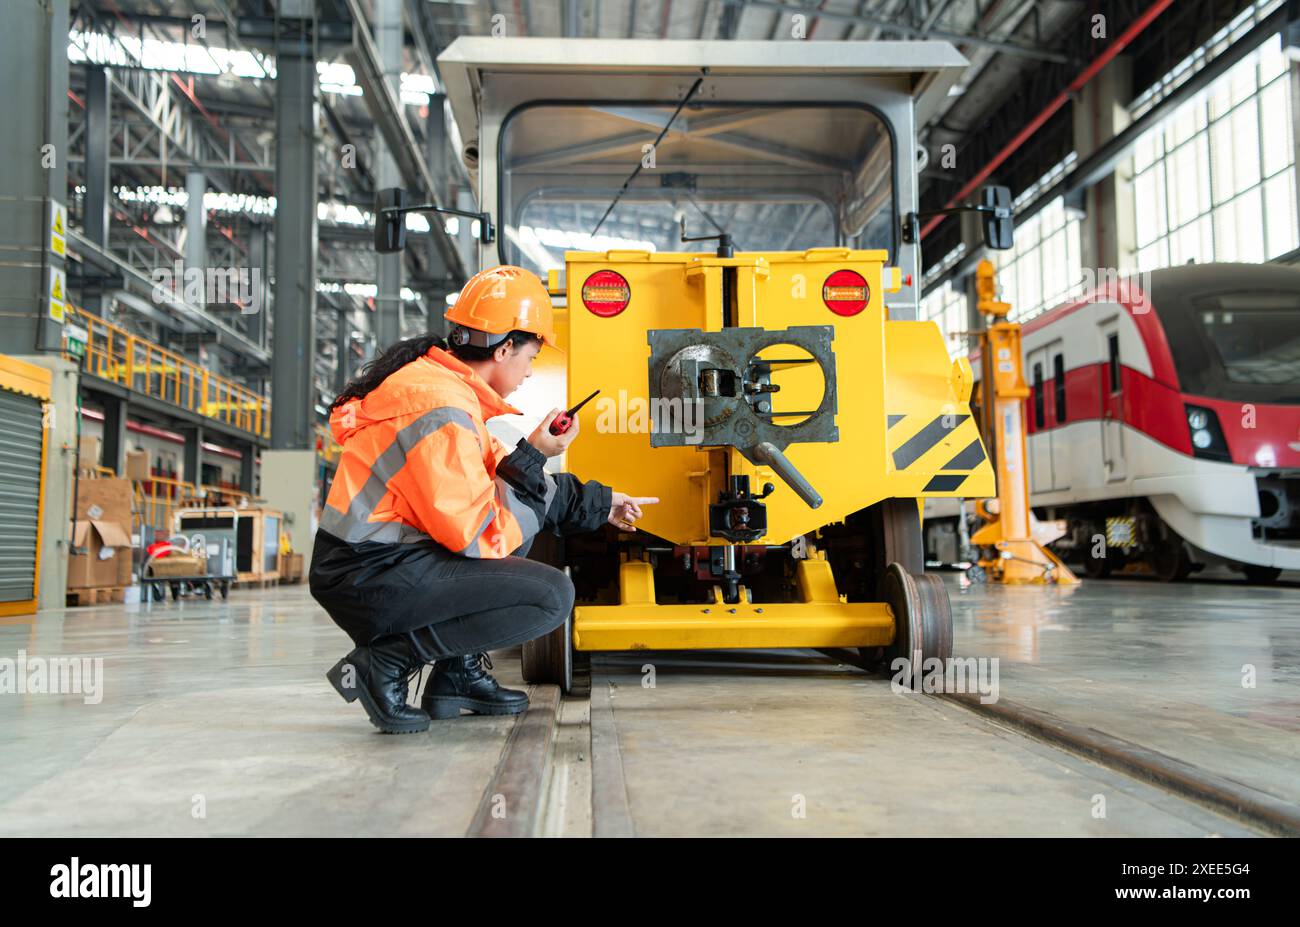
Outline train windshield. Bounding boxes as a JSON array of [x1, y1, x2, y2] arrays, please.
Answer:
[[498, 103, 894, 277], [1159, 282, 1300, 404], [1197, 294, 1300, 387]]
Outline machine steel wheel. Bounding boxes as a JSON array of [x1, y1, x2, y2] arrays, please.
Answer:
[[521, 610, 573, 693], [521, 568, 574, 692], [864, 563, 953, 688], [873, 499, 924, 582]]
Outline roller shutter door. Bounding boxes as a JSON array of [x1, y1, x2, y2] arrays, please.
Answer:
[[0, 388, 44, 604]]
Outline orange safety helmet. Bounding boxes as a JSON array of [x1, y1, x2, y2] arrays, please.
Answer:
[[444, 265, 559, 350]]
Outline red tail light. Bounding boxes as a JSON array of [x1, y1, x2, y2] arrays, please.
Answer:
[[822, 269, 869, 316], [581, 270, 631, 317]]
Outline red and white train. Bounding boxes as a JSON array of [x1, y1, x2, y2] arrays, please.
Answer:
[[926, 262, 1300, 582]]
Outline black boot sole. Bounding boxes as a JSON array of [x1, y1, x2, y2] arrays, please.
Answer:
[[423, 695, 530, 720], [328, 656, 431, 734]]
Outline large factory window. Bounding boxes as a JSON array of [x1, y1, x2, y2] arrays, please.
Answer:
[[498, 103, 895, 276], [990, 155, 1084, 323], [919, 270, 969, 359], [1130, 15, 1298, 271]]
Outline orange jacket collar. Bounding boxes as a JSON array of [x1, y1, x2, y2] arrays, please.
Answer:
[[424, 345, 522, 419]]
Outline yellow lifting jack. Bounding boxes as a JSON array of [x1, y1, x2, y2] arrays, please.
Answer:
[[969, 260, 1079, 585]]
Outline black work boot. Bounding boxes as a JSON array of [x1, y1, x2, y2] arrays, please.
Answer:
[[421, 652, 530, 720], [327, 635, 431, 734]]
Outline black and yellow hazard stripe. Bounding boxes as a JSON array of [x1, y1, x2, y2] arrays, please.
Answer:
[[891, 413, 968, 469], [887, 413, 989, 494]]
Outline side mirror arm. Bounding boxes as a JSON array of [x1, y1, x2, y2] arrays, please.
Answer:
[[373, 187, 495, 253], [901, 204, 1011, 245], [382, 202, 496, 245]]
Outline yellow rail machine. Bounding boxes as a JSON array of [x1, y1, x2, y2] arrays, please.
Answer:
[[379, 38, 1008, 690]]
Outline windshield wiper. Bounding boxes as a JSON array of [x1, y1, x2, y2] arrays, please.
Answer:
[[590, 68, 709, 237]]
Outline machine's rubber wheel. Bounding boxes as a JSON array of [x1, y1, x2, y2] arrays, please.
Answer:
[[521, 567, 574, 692], [1243, 565, 1282, 584], [203, 582, 214, 600], [1150, 542, 1192, 582], [150, 584, 165, 602], [865, 563, 953, 688]]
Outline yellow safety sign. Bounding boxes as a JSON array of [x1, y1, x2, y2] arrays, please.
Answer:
[[48, 265, 65, 323], [49, 200, 66, 257]]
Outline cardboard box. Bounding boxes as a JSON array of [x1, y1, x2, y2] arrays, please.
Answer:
[[68, 477, 135, 589], [68, 521, 133, 588], [148, 554, 206, 578], [125, 449, 149, 482], [280, 552, 304, 584], [78, 435, 102, 469], [75, 477, 133, 525]]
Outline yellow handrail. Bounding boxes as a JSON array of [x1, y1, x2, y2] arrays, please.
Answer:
[[64, 304, 270, 439], [135, 475, 203, 534], [197, 484, 255, 509]]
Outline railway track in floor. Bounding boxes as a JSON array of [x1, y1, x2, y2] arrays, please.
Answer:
[[464, 651, 1298, 838]]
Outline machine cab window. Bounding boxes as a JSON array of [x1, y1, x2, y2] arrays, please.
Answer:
[[498, 103, 895, 276]]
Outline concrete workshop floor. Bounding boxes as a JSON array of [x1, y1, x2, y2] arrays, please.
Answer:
[[0, 575, 1296, 836], [947, 573, 1300, 808]]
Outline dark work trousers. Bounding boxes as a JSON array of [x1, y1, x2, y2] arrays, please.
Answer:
[[309, 528, 574, 662], [401, 554, 575, 662]]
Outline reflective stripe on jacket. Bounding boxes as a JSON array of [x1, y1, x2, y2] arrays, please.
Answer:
[[321, 345, 586, 558]]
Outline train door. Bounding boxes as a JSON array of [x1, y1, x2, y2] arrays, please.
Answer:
[[1099, 319, 1127, 482], [1027, 344, 1055, 493]]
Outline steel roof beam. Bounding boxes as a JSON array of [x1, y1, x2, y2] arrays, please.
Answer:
[[343, 0, 468, 283], [69, 228, 271, 365], [721, 0, 1069, 62]]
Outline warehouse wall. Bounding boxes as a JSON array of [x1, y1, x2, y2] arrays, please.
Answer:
[[260, 450, 318, 566]]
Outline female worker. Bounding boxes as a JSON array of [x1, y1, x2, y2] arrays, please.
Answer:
[[311, 265, 656, 734]]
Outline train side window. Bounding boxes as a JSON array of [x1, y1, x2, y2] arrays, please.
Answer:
[[1107, 333, 1120, 393], [1053, 353, 1067, 423], [1032, 362, 1045, 428]]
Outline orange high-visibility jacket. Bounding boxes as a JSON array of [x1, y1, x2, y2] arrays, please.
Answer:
[[321, 345, 586, 558]]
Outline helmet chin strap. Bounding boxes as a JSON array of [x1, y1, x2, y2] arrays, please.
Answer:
[[449, 325, 510, 349]]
